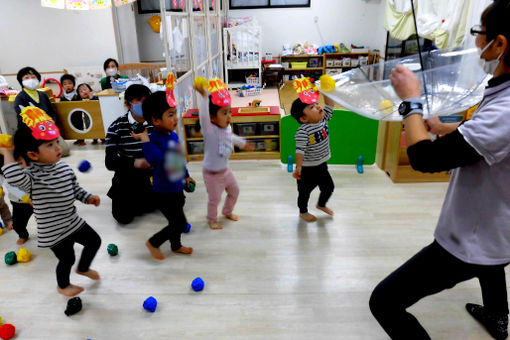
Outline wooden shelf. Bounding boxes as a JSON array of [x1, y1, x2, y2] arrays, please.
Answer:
[[242, 135, 279, 139], [281, 54, 322, 58], [284, 67, 323, 71], [186, 137, 203, 141]]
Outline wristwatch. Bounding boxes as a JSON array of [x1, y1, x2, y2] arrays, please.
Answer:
[[398, 100, 423, 117]]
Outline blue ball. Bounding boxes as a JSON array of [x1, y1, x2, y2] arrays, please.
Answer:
[[191, 277, 204, 291], [184, 223, 191, 233], [143, 296, 157, 312], [78, 160, 92, 173]]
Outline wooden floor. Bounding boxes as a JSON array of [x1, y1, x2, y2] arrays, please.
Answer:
[[0, 144, 501, 339]]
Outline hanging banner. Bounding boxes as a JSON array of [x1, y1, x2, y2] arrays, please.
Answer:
[[90, 0, 112, 9], [66, 0, 89, 10], [113, 0, 136, 6], [41, 0, 65, 9]]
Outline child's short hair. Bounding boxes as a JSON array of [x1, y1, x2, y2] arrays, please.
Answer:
[[290, 98, 309, 124], [103, 58, 119, 71], [142, 91, 172, 123], [125, 84, 151, 102], [16, 67, 41, 88], [77, 83, 93, 94], [13, 124, 47, 163], [208, 95, 222, 117], [60, 74, 76, 86]]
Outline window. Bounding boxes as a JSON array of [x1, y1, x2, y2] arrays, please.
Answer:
[[229, 0, 310, 10]]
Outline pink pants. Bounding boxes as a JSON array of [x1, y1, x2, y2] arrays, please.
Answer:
[[202, 167, 239, 223]]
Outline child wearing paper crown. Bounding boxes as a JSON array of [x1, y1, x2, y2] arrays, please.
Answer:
[[130, 74, 195, 260], [193, 77, 254, 229], [0, 106, 101, 297], [290, 77, 336, 222]]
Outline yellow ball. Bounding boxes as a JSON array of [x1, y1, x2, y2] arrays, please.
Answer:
[[319, 75, 336, 93], [193, 77, 208, 91], [17, 247, 32, 263], [379, 100, 394, 114], [0, 228, 3, 236], [21, 195, 31, 204]]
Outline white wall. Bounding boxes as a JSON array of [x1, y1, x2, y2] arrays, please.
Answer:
[[229, 0, 387, 56], [0, 0, 118, 78], [135, 7, 164, 62]]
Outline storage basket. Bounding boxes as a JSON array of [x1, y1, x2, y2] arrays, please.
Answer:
[[239, 87, 262, 97], [235, 123, 257, 136], [291, 62, 308, 68]]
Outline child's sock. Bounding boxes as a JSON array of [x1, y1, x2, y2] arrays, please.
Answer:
[[299, 212, 317, 222], [466, 303, 509, 340]]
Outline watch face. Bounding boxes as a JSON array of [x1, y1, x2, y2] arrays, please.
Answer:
[[398, 102, 407, 115]]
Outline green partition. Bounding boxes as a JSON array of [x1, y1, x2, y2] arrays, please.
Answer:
[[281, 109, 379, 165]]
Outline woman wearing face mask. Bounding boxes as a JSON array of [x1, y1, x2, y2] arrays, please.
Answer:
[[13, 66, 71, 156], [369, 1, 510, 339], [104, 84, 157, 225], [100, 58, 128, 91]]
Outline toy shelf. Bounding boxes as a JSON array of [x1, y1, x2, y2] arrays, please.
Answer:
[[182, 107, 281, 161]]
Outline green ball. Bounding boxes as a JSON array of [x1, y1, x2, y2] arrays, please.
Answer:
[[107, 243, 118, 256], [4, 251, 17, 265]]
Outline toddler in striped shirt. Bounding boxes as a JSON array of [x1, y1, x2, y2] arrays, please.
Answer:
[[0, 107, 101, 297]]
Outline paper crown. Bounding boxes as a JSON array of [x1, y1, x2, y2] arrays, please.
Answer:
[[208, 78, 231, 107], [293, 77, 319, 104], [19, 106, 60, 140], [165, 72, 177, 108]]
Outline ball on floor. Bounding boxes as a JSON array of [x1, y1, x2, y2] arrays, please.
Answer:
[[191, 277, 204, 291]]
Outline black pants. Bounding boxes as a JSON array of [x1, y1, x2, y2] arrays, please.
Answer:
[[11, 201, 33, 239], [148, 191, 187, 251], [50, 223, 101, 288], [110, 174, 157, 225], [296, 162, 334, 213], [369, 241, 509, 339]]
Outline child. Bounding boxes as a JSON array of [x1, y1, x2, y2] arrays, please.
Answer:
[[0, 106, 101, 297], [13, 66, 71, 157], [100, 58, 128, 91], [194, 77, 254, 229], [290, 77, 336, 222], [370, 1, 510, 338], [0, 151, 33, 245], [132, 90, 194, 260], [105, 84, 156, 224], [59, 74, 79, 102], [77, 83, 103, 144]]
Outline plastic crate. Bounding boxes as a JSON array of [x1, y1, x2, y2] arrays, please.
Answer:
[[254, 138, 279, 151], [239, 87, 262, 97], [187, 141, 204, 154], [245, 76, 259, 85], [291, 62, 308, 68], [258, 122, 278, 135], [235, 123, 257, 136], [111, 80, 128, 93]]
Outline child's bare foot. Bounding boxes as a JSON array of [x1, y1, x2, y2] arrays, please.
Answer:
[[16, 237, 28, 245], [316, 205, 334, 216], [145, 240, 165, 260], [223, 213, 238, 221], [57, 284, 84, 297], [299, 212, 317, 222], [7, 221, 13, 230], [173, 246, 193, 255], [208, 222, 223, 230], [76, 269, 100, 280]]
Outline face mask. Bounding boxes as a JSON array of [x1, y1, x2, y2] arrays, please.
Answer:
[[22, 78, 39, 90], [106, 68, 117, 76], [131, 102, 144, 118], [478, 40, 503, 75]]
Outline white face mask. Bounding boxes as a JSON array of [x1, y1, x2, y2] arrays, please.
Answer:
[[478, 40, 504, 75], [22, 78, 39, 90], [106, 68, 117, 76]]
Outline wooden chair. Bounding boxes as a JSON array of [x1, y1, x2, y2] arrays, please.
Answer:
[[118, 63, 165, 83]]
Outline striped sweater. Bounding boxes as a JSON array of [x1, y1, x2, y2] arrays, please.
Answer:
[[2, 162, 91, 248], [295, 105, 334, 166]]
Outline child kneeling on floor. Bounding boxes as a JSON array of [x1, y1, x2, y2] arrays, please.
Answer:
[[0, 107, 101, 297]]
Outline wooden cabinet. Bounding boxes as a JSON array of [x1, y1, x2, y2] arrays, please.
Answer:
[[182, 106, 281, 161], [376, 121, 450, 183]]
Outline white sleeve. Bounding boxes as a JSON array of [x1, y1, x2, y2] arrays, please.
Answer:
[[4, 181, 26, 201], [232, 134, 247, 147], [198, 94, 214, 137]]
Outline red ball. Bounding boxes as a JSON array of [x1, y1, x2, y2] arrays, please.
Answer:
[[0, 324, 15, 340]]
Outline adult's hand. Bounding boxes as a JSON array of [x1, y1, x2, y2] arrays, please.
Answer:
[[389, 65, 422, 100]]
